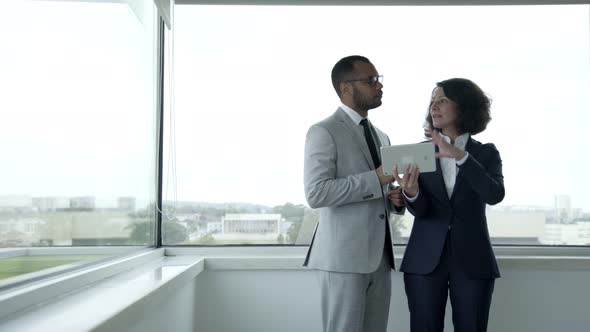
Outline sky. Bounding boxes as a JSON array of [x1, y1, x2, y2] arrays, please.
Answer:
[[1, 2, 589, 211], [169, 5, 590, 210], [0, 1, 158, 208]]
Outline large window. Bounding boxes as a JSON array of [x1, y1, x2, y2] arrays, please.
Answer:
[[0, 0, 160, 282], [164, 4, 590, 246]]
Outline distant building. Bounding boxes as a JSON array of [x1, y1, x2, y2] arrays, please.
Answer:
[[69, 196, 96, 210], [207, 222, 222, 234], [542, 222, 590, 245], [222, 213, 282, 235], [1, 198, 148, 246], [0, 218, 45, 246], [486, 209, 545, 245], [0, 195, 33, 211], [397, 207, 546, 245], [555, 194, 572, 223], [117, 197, 136, 211], [43, 211, 136, 246], [207, 213, 284, 242], [32, 197, 70, 212]]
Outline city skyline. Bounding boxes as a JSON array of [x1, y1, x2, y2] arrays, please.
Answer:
[[2, 193, 589, 247], [0, 192, 589, 214]]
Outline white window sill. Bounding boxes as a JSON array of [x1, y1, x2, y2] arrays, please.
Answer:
[[0, 250, 203, 332]]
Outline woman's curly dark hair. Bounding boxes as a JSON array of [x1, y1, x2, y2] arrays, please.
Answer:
[[425, 78, 492, 135]]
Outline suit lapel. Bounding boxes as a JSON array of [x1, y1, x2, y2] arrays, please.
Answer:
[[373, 126, 384, 148], [450, 138, 474, 200], [334, 109, 375, 169]]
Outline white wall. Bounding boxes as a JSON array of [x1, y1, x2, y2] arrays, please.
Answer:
[[96, 276, 200, 332], [192, 268, 590, 332], [194, 270, 321, 332], [491, 269, 589, 331], [81, 255, 590, 332]]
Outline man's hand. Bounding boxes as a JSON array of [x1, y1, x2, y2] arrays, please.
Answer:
[[388, 185, 404, 208], [376, 165, 394, 186]]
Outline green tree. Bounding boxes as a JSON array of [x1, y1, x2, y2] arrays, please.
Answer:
[[127, 220, 188, 245], [286, 222, 302, 244], [272, 203, 305, 222], [162, 221, 189, 245], [126, 221, 152, 245], [296, 208, 319, 244], [193, 233, 216, 245]]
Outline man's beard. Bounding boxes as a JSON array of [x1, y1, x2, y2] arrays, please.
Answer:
[[352, 87, 382, 111]]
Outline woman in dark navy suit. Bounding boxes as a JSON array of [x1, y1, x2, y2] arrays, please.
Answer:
[[392, 78, 505, 332]]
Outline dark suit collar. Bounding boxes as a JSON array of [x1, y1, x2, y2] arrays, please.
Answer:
[[450, 137, 480, 200]]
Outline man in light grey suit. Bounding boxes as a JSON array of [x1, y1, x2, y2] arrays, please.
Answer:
[[304, 55, 404, 332]]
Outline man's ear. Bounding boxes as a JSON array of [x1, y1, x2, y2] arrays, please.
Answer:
[[340, 82, 350, 96]]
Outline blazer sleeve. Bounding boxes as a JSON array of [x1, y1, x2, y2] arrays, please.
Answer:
[[458, 143, 505, 205], [403, 183, 430, 218], [304, 124, 382, 209]]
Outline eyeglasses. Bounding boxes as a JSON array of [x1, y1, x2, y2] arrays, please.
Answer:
[[344, 75, 383, 87]]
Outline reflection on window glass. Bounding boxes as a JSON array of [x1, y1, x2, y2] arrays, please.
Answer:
[[0, 255, 108, 282], [0, 0, 158, 249], [165, 5, 590, 246]]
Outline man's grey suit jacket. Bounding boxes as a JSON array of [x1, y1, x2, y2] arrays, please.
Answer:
[[303, 108, 397, 274]]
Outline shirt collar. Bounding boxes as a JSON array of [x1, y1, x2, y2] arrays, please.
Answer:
[[441, 132, 470, 150], [340, 104, 365, 126]]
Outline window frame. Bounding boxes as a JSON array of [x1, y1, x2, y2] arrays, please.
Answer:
[[0, 0, 166, 290], [163, 1, 590, 248]]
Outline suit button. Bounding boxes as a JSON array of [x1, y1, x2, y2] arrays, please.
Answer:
[[379, 214, 385, 219]]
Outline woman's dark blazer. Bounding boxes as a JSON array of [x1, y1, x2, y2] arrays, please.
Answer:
[[400, 137, 505, 279]]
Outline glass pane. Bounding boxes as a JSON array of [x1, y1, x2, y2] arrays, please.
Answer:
[[0, 0, 159, 252], [166, 5, 590, 246], [0, 255, 107, 282]]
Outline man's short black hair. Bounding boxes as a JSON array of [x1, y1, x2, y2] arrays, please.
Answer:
[[331, 55, 371, 98]]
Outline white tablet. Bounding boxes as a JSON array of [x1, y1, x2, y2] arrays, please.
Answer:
[[380, 143, 436, 175]]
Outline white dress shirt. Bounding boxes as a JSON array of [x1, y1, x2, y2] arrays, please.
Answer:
[[340, 104, 364, 125], [440, 133, 469, 198], [405, 133, 470, 201]]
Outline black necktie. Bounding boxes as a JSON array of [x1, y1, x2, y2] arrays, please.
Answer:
[[360, 119, 381, 169]]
